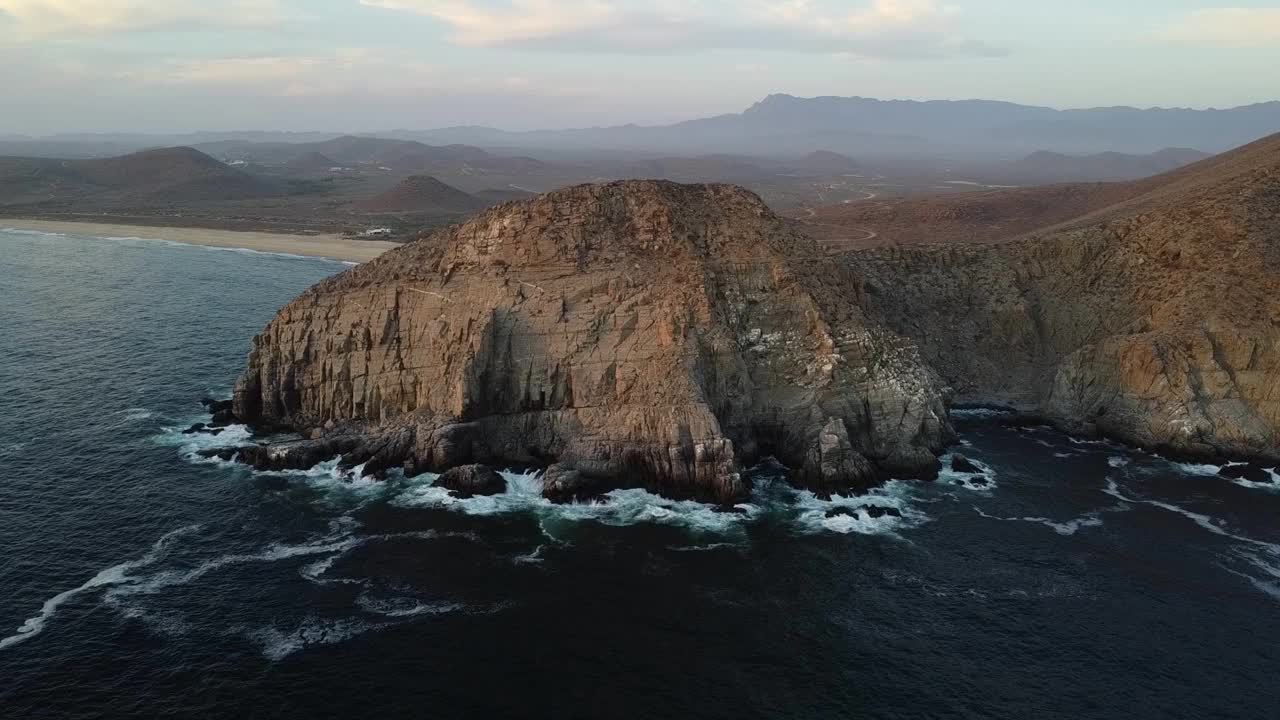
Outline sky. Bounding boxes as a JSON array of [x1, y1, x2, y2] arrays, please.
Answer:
[[1, 0, 1279, 134]]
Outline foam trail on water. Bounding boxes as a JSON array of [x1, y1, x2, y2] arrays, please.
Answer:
[[1232, 547, 1280, 601], [1104, 478, 1279, 551], [0, 525, 202, 651], [246, 616, 385, 662], [357, 594, 466, 619], [973, 506, 1117, 536], [116, 408, 155, 422], [115, 536, 367, 597]]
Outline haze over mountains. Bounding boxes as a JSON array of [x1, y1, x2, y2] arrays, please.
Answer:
[[2, 92, 1277, 238], [406, 94, 1280, 156], [5, 94, 1279, 161]]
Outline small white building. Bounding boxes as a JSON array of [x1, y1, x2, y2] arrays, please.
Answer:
[[361, 228, 394, 238]]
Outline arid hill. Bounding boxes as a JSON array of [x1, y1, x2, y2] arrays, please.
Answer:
[[848, 131, 1280, 461], [207, 135, 550, 176], [801, 137, 1271, 250], [228, 181, 953, 502], [0, 147, 282, 208], [792, 150, 860, 176], [1015, 147, 1209, 182], [284, 151, 341, 174], [353, 175, 479, 214]]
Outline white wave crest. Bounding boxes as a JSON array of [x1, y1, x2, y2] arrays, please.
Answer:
[[0, 524, 202, 652], [938, 452, 998, 492], [1226, 467, 1280, 492], [392, 469, 761, 535], [784, 480, 926, 536], [1, 228, 67, 237]]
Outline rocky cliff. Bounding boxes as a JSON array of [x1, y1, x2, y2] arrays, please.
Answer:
[[847, 132, 1280, 461], [231, 181, 953, 502]]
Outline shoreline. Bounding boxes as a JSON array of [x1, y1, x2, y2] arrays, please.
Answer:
[[0, 218, 400, 263]]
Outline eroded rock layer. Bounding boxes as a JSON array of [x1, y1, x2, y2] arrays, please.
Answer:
[[233, 181, 953, 501]]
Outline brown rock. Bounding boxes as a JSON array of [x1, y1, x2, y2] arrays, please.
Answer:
[[437, 464, 507, 497], [848, 133, 1280, 464], [231, 180, 953, 503]]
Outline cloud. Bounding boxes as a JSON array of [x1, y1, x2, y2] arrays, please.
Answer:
[[358, 0, 1004, 57], [1153, 7, 1280, 46], [0, 0, 283, 33], [128, 49, 438, 98]]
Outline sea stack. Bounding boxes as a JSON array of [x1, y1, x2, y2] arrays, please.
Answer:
[[230, 180, 953, 502]]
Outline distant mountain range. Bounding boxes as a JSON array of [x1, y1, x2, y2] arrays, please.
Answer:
[[196, 135, 549, 176], [5, 95, 1279, 161], [404, 94, 1280, 156]]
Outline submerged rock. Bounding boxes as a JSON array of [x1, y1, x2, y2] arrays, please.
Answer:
[[201, 398, 234, 414], [230, 180, 953, 503], [950, 454, 982, 474], [1219, 463, 1274, 483], [825, 504, 902, 520], [437, 464, 507, 497]]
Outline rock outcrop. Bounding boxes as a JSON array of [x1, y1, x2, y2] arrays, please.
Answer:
[[437, 464, 507, 497], [847, 132, 1280, 462], [231, 181, 953, 502]]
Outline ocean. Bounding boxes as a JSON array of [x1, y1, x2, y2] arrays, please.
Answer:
[[2, 227, 1278, 719]]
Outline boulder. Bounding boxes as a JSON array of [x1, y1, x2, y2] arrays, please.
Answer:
[[201, 398, 234, 415], [861, 504, 903, 519], [437, 464, 507, 497], [540, 464, 603, 504], [951, 455, 982, 474], [824, 505, 902, 519]]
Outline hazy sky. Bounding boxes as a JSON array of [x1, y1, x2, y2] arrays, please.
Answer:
[[2, 0, 1279, 133]]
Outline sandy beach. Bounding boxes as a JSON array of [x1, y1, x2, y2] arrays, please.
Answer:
[[0, 218, 399, 263]]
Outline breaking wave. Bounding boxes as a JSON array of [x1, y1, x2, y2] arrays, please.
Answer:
[[937, 452, 998, 492]]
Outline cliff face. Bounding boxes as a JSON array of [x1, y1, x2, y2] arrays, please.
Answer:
[[848, 133, 1280, 461], [233, 181, 953, 502]]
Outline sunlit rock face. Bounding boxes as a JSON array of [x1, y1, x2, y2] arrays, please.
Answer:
[[848, 133, 1280, 463], [233, 180, 953, 502]]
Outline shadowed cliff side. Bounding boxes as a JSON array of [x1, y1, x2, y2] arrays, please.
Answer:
[[231, 180, 953, 502], [847, 132, 1280, 461]]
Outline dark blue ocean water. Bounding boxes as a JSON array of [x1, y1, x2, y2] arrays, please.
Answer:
[[2, 227, 1279, 719]]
